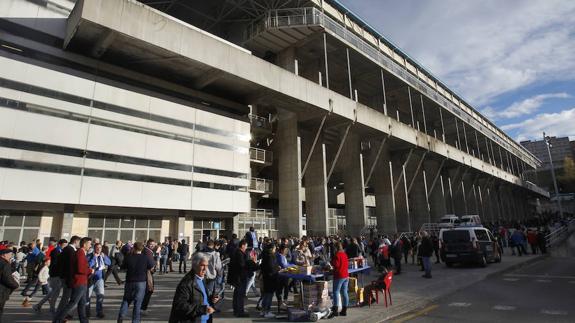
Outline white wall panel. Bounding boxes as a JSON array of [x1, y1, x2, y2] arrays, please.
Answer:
[[233, 191, 250, 212], [10, 110, 90, 149], [92, 82, 150, 114], [233, 152, 250, 174], [79, 177, 143, 207], [21, 60, 96, 99], [193, 145, 234, 172], [192, 173, 246, 187], [141, 182, 192, 210], [18, 90, 93, 116], [149, 97, 195, 124], [191, 187, 234, 212], [0, 108, 18, 139], [144, 135, 194, 165], [90, 108, 149, 129], [0, 147, 84, 168], [0, 169, 81, 203], [85, 124, 147, 158]]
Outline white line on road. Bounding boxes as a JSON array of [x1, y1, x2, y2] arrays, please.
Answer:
[[540, 310, 568, 315], [535, 279, 551, 283], [503, 278, 519, 282], [493, 305, 516, 311], [448, 302, 471, 307], [569, 281, 575, 284]]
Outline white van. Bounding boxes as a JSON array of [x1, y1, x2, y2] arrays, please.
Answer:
[[438, 214, 460, 228], [460, 215, 481, 227]]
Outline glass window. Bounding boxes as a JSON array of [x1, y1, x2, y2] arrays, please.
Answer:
[[120, 230, 133, 243], [149, 230, 161, 242], [89, 217, 105, 227], [4, 215, 23, 227], [88, 229, 103, 241], [21, 229, 39, 242], [105, 218, 120, 228], [24, 215, 41, 226], [121, 219, 135, 229], [2, 229, 21, 244], [135, 230, 148, 243], [104, 230, 119, 243], [193, 221, 202, 229], [135, 219, 148, 228], [474, 230, 490, 241], [149, 219, 162, 228]]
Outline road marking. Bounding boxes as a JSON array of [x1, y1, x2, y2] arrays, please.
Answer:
[[448, 302, 472, 307], [505, 273, 575, 280], [569, 281, 575, 284], [503, 278, 519, 282], [391, 304, 439, 323], [541, 310, 568, 315], [535, 279, 551, 283], [493, 305, 516, 311]]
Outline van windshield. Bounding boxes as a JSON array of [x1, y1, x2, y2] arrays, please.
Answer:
[[442, 230, 470, 242], [461, 218, 471, 223], [441, 218, 454, 223]]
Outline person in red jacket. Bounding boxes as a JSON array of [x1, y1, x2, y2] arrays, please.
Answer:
[[329, 241, 349, 318], [53, 237, 93, 323]]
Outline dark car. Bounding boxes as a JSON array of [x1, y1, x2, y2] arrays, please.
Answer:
[[439, 227, 502, 267]]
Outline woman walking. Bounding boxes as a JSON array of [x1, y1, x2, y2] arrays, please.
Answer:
[[259, 243, 279, 318]]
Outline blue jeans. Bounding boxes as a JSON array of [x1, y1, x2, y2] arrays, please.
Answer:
[[262, 292, 274, 311], [333, 278, 349, 307], [53, 284, 88, 323], [160, 256, 168, 273], [87, 279, 105, 315], [118, 281, 146, 323], [422, 256, 432, 276]]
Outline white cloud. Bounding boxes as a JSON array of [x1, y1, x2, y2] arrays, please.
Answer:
[[340, 0, 575, 106], [500, 108, 575, 141], [481, 93, 571, 120]]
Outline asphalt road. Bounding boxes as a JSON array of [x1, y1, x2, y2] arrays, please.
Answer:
[[393, 255, 575, 323]]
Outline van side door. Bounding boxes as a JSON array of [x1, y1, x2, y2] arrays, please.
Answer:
[[474, 229, 492, 257]]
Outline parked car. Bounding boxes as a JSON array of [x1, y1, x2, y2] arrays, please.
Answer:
[[439, 227, 502, 267], [438, 214, 460, 229], [460, 214, 481, 226]]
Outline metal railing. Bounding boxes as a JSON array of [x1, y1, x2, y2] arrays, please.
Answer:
[[420, 223, 441, 237], [545, 219, 575, 247], [249, 177, 273, 193], [249, 147, 273, 164], [244, 7, 540, 170], [240, 208, 274, 218]]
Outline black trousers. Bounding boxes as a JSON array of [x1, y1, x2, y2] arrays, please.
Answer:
[[141, 274, 154, 311], [179, 258, 187, 273]]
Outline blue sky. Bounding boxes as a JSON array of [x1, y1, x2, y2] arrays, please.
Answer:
[[339, 0, 575, 141]]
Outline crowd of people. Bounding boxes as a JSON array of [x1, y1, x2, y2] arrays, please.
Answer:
[[0, 213, 571, 322]]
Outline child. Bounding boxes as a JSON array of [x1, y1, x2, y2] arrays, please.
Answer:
[[22, 253, 50, 306]]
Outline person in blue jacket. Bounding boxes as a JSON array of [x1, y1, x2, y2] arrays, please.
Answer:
[[87, 242, 111, 318]]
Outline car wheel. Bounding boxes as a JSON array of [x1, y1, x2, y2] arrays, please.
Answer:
[[479, 255, 487, 267]]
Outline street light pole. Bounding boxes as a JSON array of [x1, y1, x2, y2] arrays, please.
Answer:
[[543, 132, 564, 218]]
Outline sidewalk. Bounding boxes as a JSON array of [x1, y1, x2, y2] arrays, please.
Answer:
[[1, 251, 544, 322]]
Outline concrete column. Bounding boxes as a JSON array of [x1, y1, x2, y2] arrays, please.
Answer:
[[343, 133, 366, 236], [60, 212, 75, 239], [410, 174, 429, 232], [392, 154, 409, 232], [425, 160, 447, 222], [372, 145, 396, 234], [277, 110, 303, 237], [303, 136, 329, 236]]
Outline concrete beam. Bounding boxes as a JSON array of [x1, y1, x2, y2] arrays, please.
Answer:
[[192, 68, 224, 89]]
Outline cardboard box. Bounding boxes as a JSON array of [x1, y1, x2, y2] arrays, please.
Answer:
[[348, 277, 358, 291]]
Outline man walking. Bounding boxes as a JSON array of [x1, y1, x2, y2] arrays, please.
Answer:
[[118, 242, 156, 323], [33, 239, 67, 313], [203, 240, 222, 298], [87, 242, 111, 318], [140, 239, 157, 314], [228, 240, 258, 317], [178, 239, 189, 273], [420, 231, 434, 279], [391, 235, 403, 275], [54, 235, 80, 319], [104, 240, 124, 286], [53, 237, 93, 323]]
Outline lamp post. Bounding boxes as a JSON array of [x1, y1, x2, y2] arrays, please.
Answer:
[[543, 132, 563, 218]]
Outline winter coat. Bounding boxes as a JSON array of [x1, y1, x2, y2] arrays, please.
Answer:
[[169, 273, 212, 323], [331, 250, 349, 280], [260, 250, 279, 293], [0, 258, 18, 303], [227, 249, 257, 288], [420, 237, 434, 257]]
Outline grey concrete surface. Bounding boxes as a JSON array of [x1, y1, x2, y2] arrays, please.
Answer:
[[1, 248, 543, 323]]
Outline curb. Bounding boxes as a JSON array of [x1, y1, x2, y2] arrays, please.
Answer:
[[373, 255, 547, 322]]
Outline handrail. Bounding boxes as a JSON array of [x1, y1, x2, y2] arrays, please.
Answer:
[[244, 7, 540, 169], [249, 147, 273, 164], [545, 219, 575, 246], [249, 177, 273, 193]]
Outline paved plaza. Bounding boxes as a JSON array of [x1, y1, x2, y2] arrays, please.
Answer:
[[2, 249, 542, 323]]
